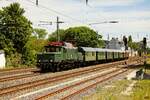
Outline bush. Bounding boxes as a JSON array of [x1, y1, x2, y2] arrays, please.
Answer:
[[6, 53, 22, 68]]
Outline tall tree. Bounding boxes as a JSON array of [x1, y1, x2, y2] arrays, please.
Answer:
[[63, 26, 103, 47], [34, 28, 48, 39], [123, 36, 128, 50], [0, 3, 33, 54], [48, 27, 103, 47]]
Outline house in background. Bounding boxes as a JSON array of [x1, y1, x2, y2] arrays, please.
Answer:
[[0, 50, 6, 69], [104, 38, 125, 50]]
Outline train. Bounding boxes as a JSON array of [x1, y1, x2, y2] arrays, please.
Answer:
[[37, 42, 129, 72]]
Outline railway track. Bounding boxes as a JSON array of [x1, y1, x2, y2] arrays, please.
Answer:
[[0, 59, 131, 97], [36, 68, 128, 100], [0, 57, 143, 99], [0, 67, 37, 73], [0, 67, 38, 76], [0, 73, 40, 83]]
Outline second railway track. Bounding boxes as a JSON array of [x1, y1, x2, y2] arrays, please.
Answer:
[[0, 73, 41, 83], [0, 67, 39, 77], [36, 68, 128, 100], [0, 57, 143, 99]]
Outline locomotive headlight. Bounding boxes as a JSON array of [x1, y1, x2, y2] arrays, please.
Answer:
[[50, 59, 53, 62], [39, 60, 41, 62]]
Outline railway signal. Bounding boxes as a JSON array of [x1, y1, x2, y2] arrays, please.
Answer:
[[143, 37, 147, 50]]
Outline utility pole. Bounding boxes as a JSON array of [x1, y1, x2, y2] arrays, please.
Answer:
[[38, 17, 64, 41], [107, 33, 109, 41], [56, 16, 64, 42], [36, 0, 38, 6], [86, 0, 88, 5]]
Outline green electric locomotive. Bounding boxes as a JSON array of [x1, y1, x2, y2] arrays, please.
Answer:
[[37, 42, 82, 71]]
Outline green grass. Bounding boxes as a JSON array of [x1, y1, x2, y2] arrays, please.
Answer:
[[83, 80, 132, 100], [131, 80, 150, 100], [83, 60, 150, 100], [83, 78, 150, 100]]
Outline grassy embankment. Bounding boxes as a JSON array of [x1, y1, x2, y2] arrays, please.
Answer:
[[83, 56, 150, 100]]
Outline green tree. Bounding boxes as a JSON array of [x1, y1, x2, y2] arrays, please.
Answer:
[[34, 28, 48, 39], [132, 42, 139, 50], [48, 29, 65, 42], [22, 36, 48, 65], [63, 26, 103, 47], [123, 36, 128, 50], [48, 27, 104, 47], [0, 3, 33, 54], [127, 35, 140, 51], [0, 3, 33, 67]]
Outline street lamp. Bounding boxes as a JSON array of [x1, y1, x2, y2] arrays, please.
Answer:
[[88, 20, 119, 48], [88, 21, 119, 25]]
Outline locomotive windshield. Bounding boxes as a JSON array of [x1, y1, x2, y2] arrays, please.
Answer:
[[45, 46, 61, 52]]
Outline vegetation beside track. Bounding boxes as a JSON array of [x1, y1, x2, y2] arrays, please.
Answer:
[[83, 78, 150, 100], [83, 57, 150, 100]]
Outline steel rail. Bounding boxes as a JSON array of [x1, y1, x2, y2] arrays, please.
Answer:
[[36, 68, 128, 100], [0, 60, 128, 96], [61, 69, 128, 100], [0, 68, 38, 75], [0, 73, 40, 83], [0, 57, 141, 97]]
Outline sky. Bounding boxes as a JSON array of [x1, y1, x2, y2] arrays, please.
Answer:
[[0, 0, 150, 44]]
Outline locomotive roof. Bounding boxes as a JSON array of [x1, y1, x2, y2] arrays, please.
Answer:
[[79, 47, 97, 52], [63, 46, 77, 49], [79, 47, 125, 52]]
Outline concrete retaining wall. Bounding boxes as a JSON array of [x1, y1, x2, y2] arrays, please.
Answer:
[[0, 50, 6, 69]]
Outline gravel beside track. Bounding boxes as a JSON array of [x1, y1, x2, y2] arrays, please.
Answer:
[[0, 57, 143, 100], [16, 68, 120, 100], [36, 63, 142, 100], [35, 68, 126, 100], [68, 68, 135, 100], [0, 65, 117, 99], [0, 59, 127, 90]]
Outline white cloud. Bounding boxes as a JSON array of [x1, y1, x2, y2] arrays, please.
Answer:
[[0, 0, 149, 41]]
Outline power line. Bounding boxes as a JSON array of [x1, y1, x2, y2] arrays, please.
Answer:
[[26, 0, 87, 25]]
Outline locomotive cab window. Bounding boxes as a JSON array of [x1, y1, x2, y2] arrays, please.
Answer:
[[45, 47, 61, 52]]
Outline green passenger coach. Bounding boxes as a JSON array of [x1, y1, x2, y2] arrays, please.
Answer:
[[37, 42, 129, 72]]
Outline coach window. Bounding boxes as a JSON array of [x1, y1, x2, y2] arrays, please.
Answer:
[[92, 52, 95, 56]]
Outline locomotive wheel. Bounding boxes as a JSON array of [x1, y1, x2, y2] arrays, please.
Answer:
[[51, 67, 55, 72], [55, 66, 60, 72], [54, 64, 60, 72]]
